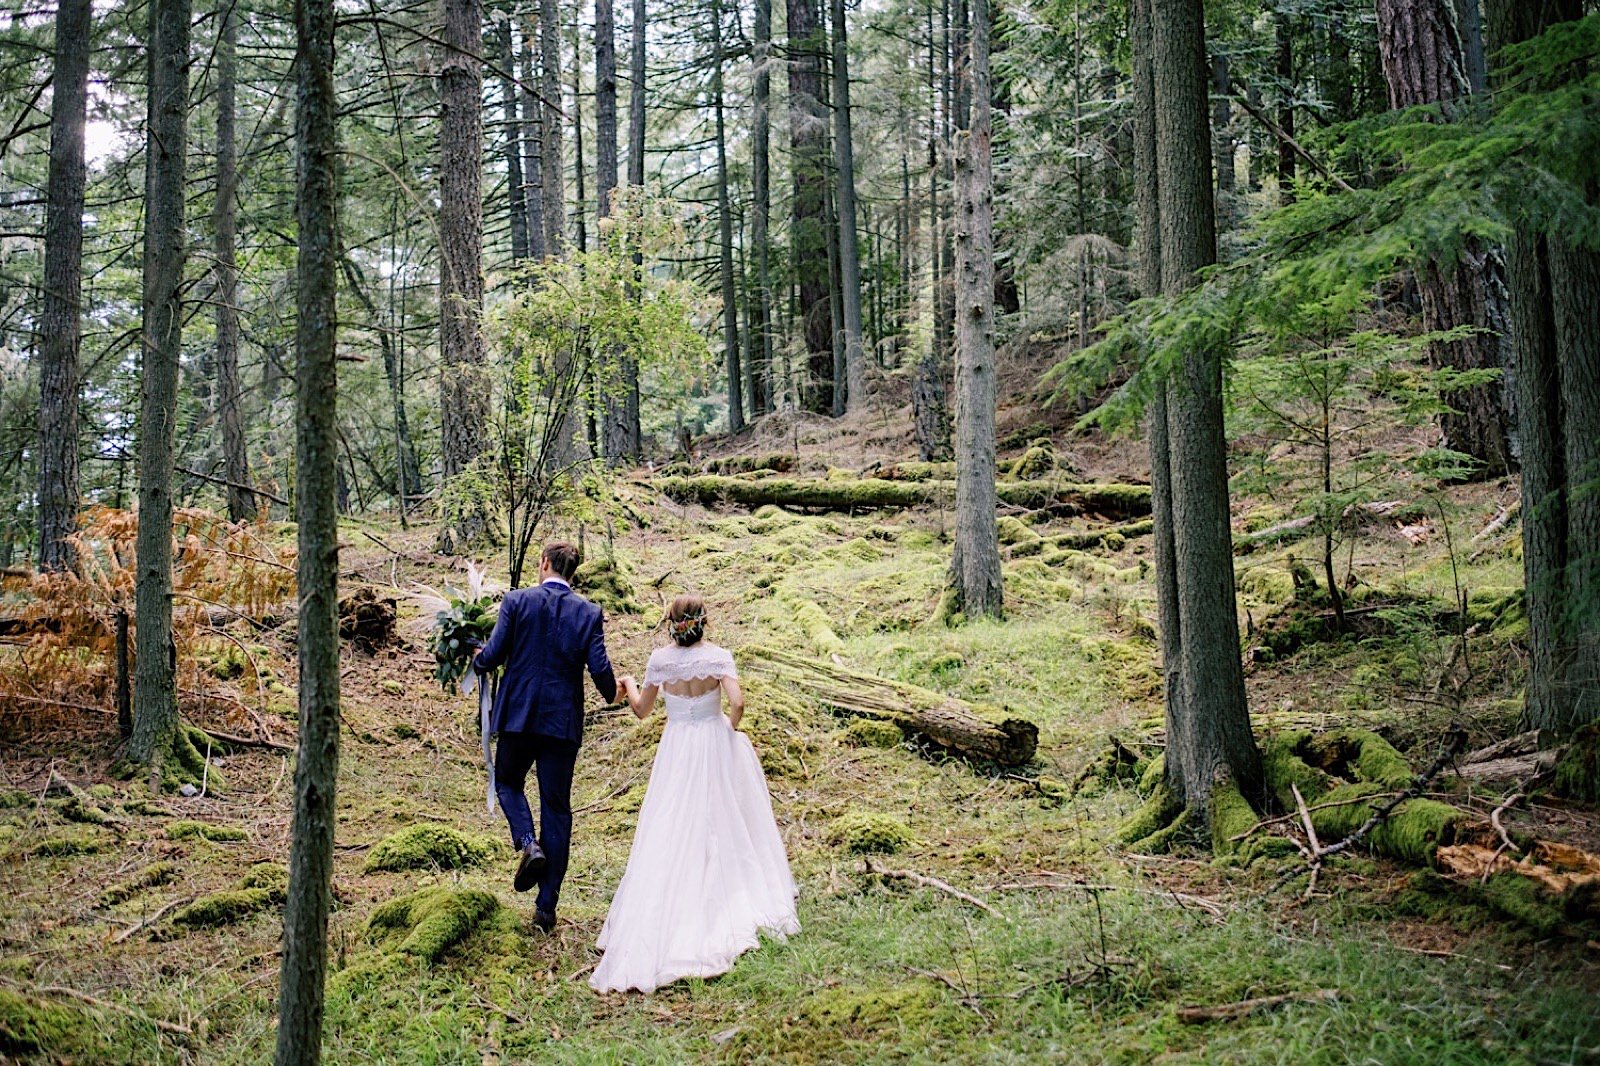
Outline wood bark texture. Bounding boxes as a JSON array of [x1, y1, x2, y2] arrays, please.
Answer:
[[37, 0, 90, 571], [788, 0, 833, 413], [130, 0, 190, 768], [950, 0, 1001, 619], [831, 0, 865, 411], [1151, 0, 1261, 810], [214, 5, 255, 523], [275, 0, 341, 1053]]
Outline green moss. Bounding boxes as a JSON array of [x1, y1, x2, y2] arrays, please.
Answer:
[[0, 988, 90, 1056], [363, 823, 497, 873], [381, 680, 405, 697], [1465, 586, 1525, 632], [172, 887, 282, 928], [166, 819, 247, 843], [29, 828, 108, 857], [1118, 782, 1182, 848], [365, 886, 500, 964], [779, 593, 846, 655], [801, 983, 941, 1032], [100, 861, 178, 907], [1003, 440, 1057, 481], [1553, 724, 1600, 803], [843, 718, 904, 749], [1137, 752, 1166, 795], [0, 789, 31, 809], [86, 784, 115, 800], [1480, 872, 1565, 936], [1208, 778, 1262, 859], [829, 809, 915, 855], [574, 553, 644, 616], [996, 515, 1038, 546], [241, 862, 289, 892]]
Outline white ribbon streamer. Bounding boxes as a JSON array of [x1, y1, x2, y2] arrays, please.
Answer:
[[462, 668, 497, 813]]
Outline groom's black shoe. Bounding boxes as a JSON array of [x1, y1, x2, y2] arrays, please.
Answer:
[[532, 909, 556, 935], [513, 840, 547, 892]]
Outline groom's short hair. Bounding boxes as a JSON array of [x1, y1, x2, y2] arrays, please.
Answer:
[[543, 541, 581, 581]]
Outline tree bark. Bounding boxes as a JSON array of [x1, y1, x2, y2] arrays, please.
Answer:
[[597, 0, 634, 459], [712, 0, 744, 434], [540, 0, 565, 255], [1132, 0, 1185, 751], [129, 0, 190, 771], [37, 0, 90, 571], [520, 27, 547, 260], [831, 0, 865, 412], [214, 4, 255, 523], [1152, 0, 1261, 812], [438, 0, 492, 540], [750, 0, 773, 413], [624, 0, 645, 447], [1375, 0, 1514, 478], [1274, 10, 1295, 204], [274, 0, 340, 1052], [788, 0, 832, 413], [949, 0, 1000, 620], [498, 20, 530, 263]]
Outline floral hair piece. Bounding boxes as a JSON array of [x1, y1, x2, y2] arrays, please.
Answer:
[[668, 609, 706, 646]]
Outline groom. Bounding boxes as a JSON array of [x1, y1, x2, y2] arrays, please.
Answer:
[[473, 541, 617, 933]]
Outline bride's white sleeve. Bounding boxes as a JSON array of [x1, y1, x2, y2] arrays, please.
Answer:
[[643, 645, 737, 685]]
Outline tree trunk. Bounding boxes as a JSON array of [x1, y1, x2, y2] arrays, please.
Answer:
[[1274, 10, 1295, 204], [540, 0, 565, 255], [1375, 0, 1514, 478], [747, 646, 1038, 766], [1211, 50, 1234, 224], [830, 0, 865, 412], [597, 0, 633, 460], [37, 0, 90, 571], [274, 0, 340, 1052], [751, 0, 773, 414], [499, 20, 530, 263], [712, 0, 743, 434], [520, 27, 547, 260], [625, 0, 645, 447], [128, 0, 190, 772], [214, 4, 255, 523], [788, 0, 832, 414], [949, 0, 1000, 620], [1152, 0, 1262, 812], [1133, 0, 1186, 785], [438, 0, 492, 543]]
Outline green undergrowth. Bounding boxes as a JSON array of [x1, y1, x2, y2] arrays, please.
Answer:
[[363, 823, 500, 873], [0, 988, 164, 1063]]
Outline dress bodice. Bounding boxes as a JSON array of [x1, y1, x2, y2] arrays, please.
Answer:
[[664, 689, 725, 724]]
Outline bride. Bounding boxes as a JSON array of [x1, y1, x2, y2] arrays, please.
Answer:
[[590, 594, 800, 994]]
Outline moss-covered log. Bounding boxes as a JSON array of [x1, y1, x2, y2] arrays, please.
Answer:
[[1006, 519, 1155, 558], [743, 645, 1038, 766], [652, 475, 1151, 520]]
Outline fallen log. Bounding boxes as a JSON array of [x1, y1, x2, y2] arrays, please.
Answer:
[[1177, 989, 1339, 1025], [742, 645, 1039, 767], [652, 475, 1151, 521]]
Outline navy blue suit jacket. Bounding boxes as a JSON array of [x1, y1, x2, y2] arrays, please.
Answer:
[[475, 579, 616, 744]]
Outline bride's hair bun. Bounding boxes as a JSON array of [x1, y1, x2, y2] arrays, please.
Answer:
[[666, 593, 707, 647]]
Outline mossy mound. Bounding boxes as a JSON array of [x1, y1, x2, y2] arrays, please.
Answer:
[[365, 887, 500, 964], [100, 862, 178, 907], [28, 828, 109, 857], [171, 887, 283, 929], [801, 983, 942, 1034], [166, 819, 247, 843], [0, 989, 106, 1059], [363, 823, 497, 873], [575, 553, 644, 616], [842, 718, 904, 749], [778, 592, 845, 656], [829, 810, 914, 855], [1003, 438, 1057, 480], [0, 789, 31, 809], [241, 862, 289, 892]]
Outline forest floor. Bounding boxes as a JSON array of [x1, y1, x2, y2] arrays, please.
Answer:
[[4, 399, 1600, 1063]]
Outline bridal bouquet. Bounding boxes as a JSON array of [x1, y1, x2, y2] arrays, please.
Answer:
[[412, 562, 499, 692]]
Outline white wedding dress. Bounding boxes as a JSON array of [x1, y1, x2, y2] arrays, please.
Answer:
[[590, 642, 800, 994]]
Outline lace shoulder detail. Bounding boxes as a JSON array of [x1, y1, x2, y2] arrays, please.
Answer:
[[645, 642, 737, 685]]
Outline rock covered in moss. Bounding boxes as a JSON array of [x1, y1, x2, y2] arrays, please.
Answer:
[[575, 554, 644, 616], [1554, 724, 1600, 804], [829, 810, 914, 855], [172, 887, 283, 928], [363, 823, 497, 873], [365, 886, 499, 963], [166, 819, 247, 843]]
